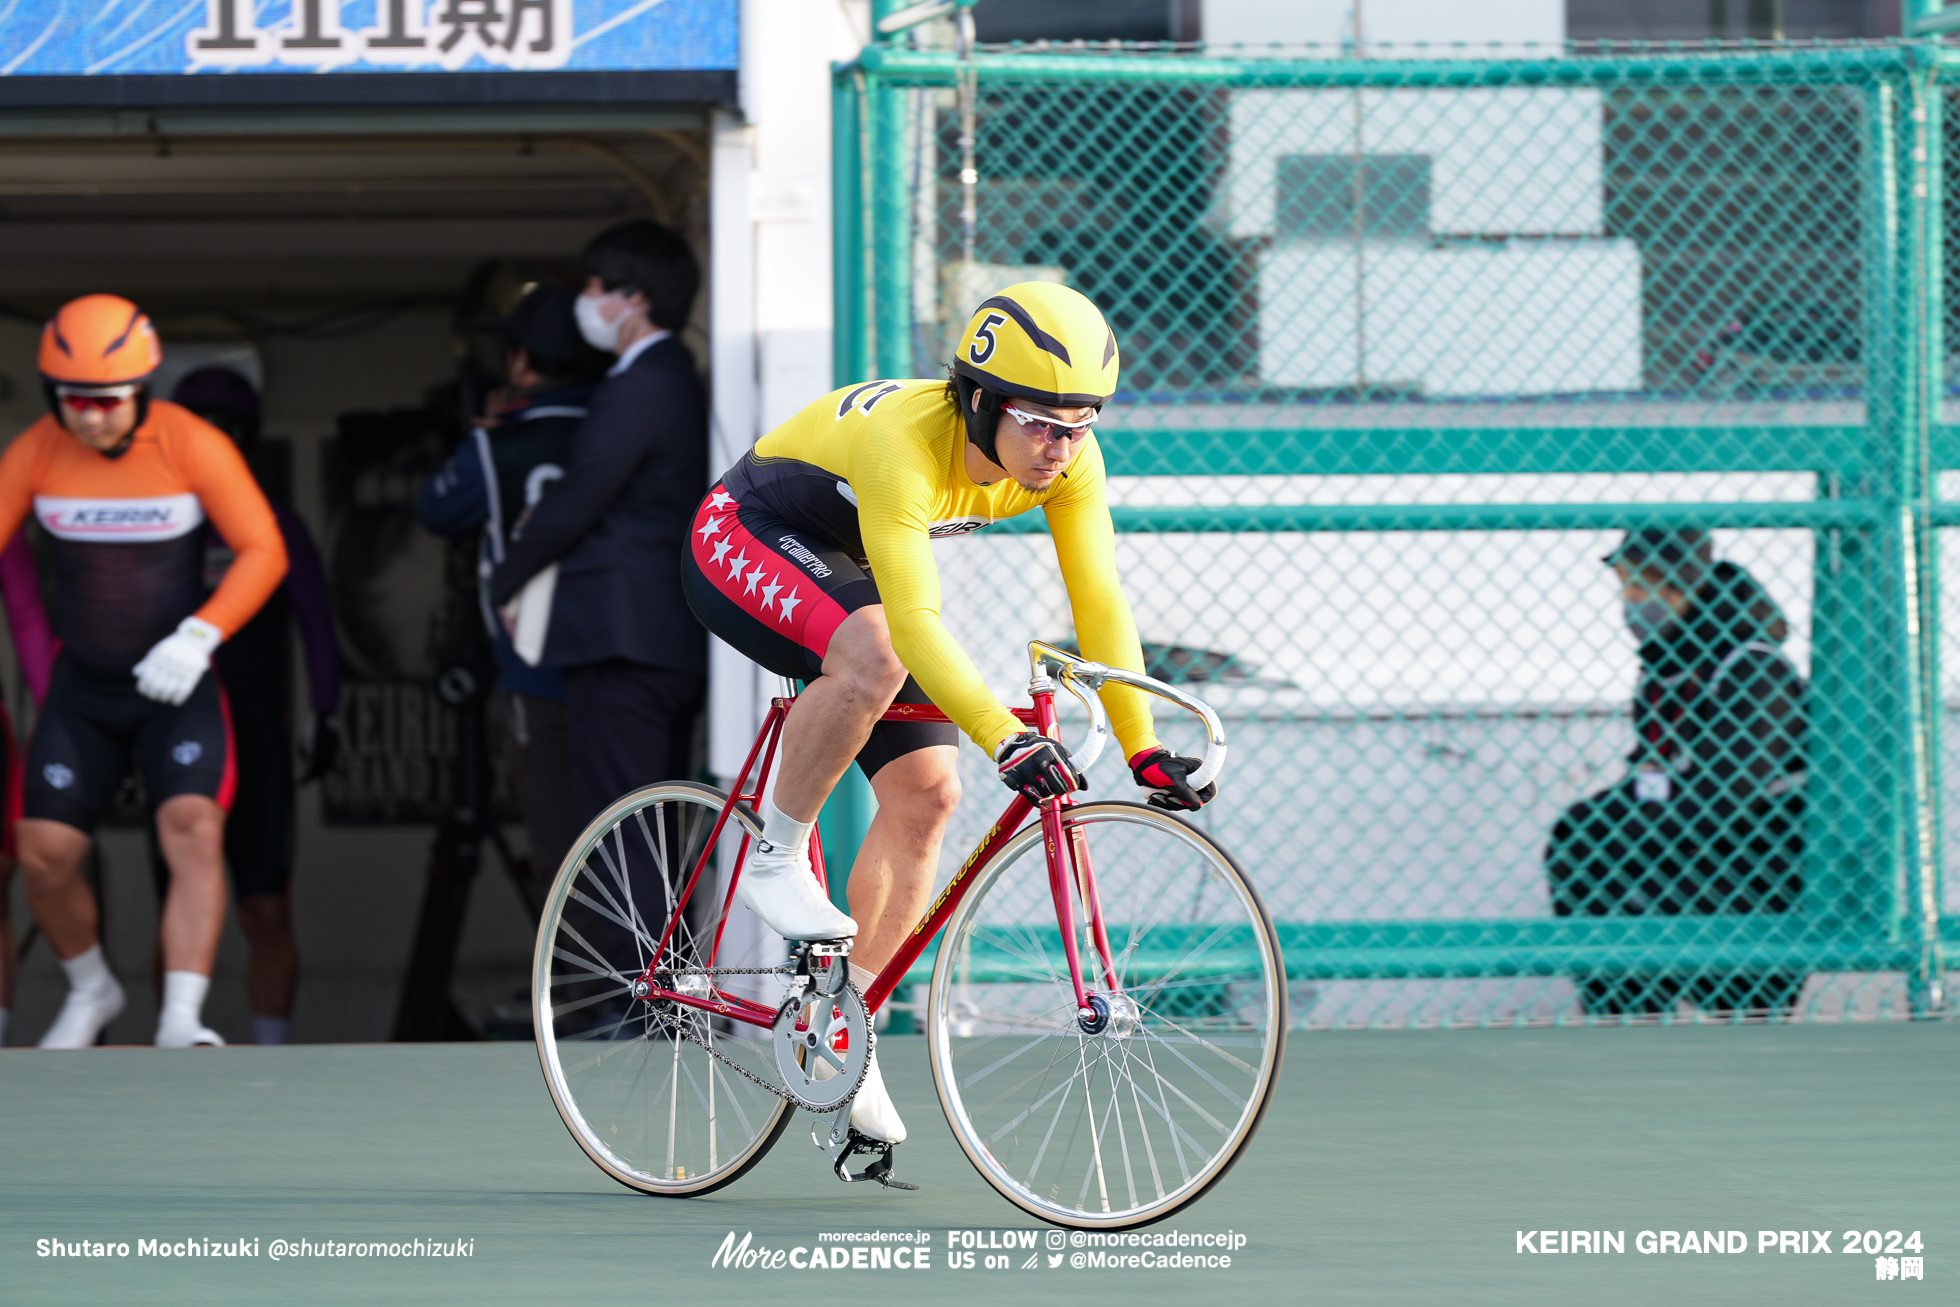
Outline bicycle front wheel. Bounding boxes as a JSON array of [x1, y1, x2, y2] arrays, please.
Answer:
[[928, 801, 1285, 1229], [534, 781, 795, 1197]]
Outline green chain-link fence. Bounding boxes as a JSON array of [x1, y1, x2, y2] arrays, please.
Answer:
[[833, 37, 1959, 1026]]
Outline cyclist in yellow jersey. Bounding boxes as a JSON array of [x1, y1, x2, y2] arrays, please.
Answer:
[[683, 283, 1215, 1148]]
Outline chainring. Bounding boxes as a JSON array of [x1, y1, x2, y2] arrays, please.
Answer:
[[772, 982, 872, 1112]]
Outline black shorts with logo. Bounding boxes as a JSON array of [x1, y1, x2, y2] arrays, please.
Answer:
[[682, 488, 957, 779], [24, 653, 233, 834]]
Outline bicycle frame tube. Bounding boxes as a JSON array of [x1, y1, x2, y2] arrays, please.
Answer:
[[1032, 685, 1096, 1012], [861, 684, 1107, 1015], [1066, 818, 1122, 993], [628, 681, 1111, 1029], [647, 985, 778, 1028], [860, 790, 1035, 1013], [635, 696, 788, 1006], [1035, 677, 1121, 992]]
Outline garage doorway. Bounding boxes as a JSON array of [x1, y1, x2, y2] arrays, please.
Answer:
[[0, 105, 708, 1045]]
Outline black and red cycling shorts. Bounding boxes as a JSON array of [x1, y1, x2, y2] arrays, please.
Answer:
[[682, 484, 957, 778], [23, 652, 235, 835]]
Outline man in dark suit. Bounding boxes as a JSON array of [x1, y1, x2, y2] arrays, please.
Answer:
[[490, 221, 709, 834], [418, 283, 604, 897]]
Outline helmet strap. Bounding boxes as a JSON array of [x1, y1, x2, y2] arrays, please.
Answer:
[[958, 375, 1006, 469], [43, 381, 147, 458]]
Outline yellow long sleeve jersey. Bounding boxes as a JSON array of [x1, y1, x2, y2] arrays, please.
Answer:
[[721, 379, 1159, 760]]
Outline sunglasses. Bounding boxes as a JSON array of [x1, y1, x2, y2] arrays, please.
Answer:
[[1003, 404, 1098, 444], [56, 387, 137, 412]]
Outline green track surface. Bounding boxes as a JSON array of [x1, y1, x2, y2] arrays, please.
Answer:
[[2, 1025, 1951, 1305]]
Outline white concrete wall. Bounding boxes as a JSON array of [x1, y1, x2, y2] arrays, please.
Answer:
[[1223, 89, 1610, 239], [707, 0, 871, 779], [1258, 240, 1644, 394], [1214, 62, 1641, 395], [1205, 0, 1565, 53]]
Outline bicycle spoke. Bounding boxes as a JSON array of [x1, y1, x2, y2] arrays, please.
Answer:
[[984, 1045, 1087, 1143], [590, 835, 653, 971], [636, 806, 672, 896], [931, 803, 1280, 1226], [956, 1022, 1078, 1089], [1022, 1069, 1076, 1189], [537, 783, 791, 1195], [665, 1033, 681, 1180], [1121, 1051, 1168, 1200], [1119, 1038, 1203, 1180], [551, 922, 630, 985], [1081, 1050, 1128, 1214], [551, 984, 634, 1022], [569, 883, 655, 949], [1135, 1008, 1260, 1080], [560, 1027, 653, 1075], [547, 947, 623, 987]]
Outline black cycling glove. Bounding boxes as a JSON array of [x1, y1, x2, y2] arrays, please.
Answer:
[[995, 731, 1085, 802], [300, 711, 342, 784], [1129, 747, 1217, 812]]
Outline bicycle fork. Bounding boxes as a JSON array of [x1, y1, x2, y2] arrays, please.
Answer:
[[1031, 680, 1125, 1027]]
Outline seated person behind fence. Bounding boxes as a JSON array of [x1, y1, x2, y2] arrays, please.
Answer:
[[1545, 527, 1807, 1019]]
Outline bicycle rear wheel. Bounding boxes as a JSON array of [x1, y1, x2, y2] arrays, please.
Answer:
[[928, 800, 1285, 1229], [534, 781, 794, 1197]]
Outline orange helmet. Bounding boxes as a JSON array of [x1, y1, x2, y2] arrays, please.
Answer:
[[39, 294, 162, 387]]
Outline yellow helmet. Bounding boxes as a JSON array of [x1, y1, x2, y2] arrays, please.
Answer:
[[952, 282, 1119, 408]]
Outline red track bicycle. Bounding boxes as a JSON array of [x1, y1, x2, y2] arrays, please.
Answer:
[[533, 641, 1285, 1229]]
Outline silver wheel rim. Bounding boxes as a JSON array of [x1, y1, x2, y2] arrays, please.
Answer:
[[928, 801, 1284, 1228], [534, 782, 794, 1194]]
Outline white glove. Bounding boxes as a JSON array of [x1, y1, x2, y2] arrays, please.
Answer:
[[133, 616, 222, 705]]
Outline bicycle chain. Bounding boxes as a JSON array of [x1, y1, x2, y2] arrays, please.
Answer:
[[638, 969, 867, 1114]]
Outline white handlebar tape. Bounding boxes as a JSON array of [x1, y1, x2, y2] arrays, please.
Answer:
[[1187, 743, 1226, 792]]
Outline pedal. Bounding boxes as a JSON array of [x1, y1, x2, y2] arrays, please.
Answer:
[[818, 1126, 921, 1191], [795, 939, 853, 996]]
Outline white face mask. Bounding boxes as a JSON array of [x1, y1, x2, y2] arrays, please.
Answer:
[[1623, 597, 1675, 644], [575, 291, 625, 354]]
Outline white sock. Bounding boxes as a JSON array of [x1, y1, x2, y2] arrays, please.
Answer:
[[39, 946, 125, 1049], [759, 796, 815, 854], [252, 1015, 290, 1046], [62, 943, 115, 996], [159, 971, 210, 1034], [849, 963, 876, 993]]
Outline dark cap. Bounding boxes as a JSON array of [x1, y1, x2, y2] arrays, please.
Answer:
[[483, 284, 584, 362], [1604, 527, 1712, 578], [171, 366, 260, 425]]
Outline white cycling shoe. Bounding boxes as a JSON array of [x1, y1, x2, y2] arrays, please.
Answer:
[[736, 841, 857, 941], [155, 1020, 226, 1049], [38, 976, 126, 1049], [814, 1045, 907, 1143], [845, 1050, 907, 1143]]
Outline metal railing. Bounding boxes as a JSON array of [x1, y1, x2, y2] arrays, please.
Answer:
[[833, 35, 1956, 1025]]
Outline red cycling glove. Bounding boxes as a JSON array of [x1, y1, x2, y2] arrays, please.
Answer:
[[1129, 747, 1217, 811]]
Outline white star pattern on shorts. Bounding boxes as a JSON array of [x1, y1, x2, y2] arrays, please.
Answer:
[[744, 565, 764, 595], [707, 490, 735, 511], [759, 576, 783, 611], [777, 590, 802, 622], [727, 550, 750, 581], [710, 537, 733, 565], [696, 515, 724, 541]]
